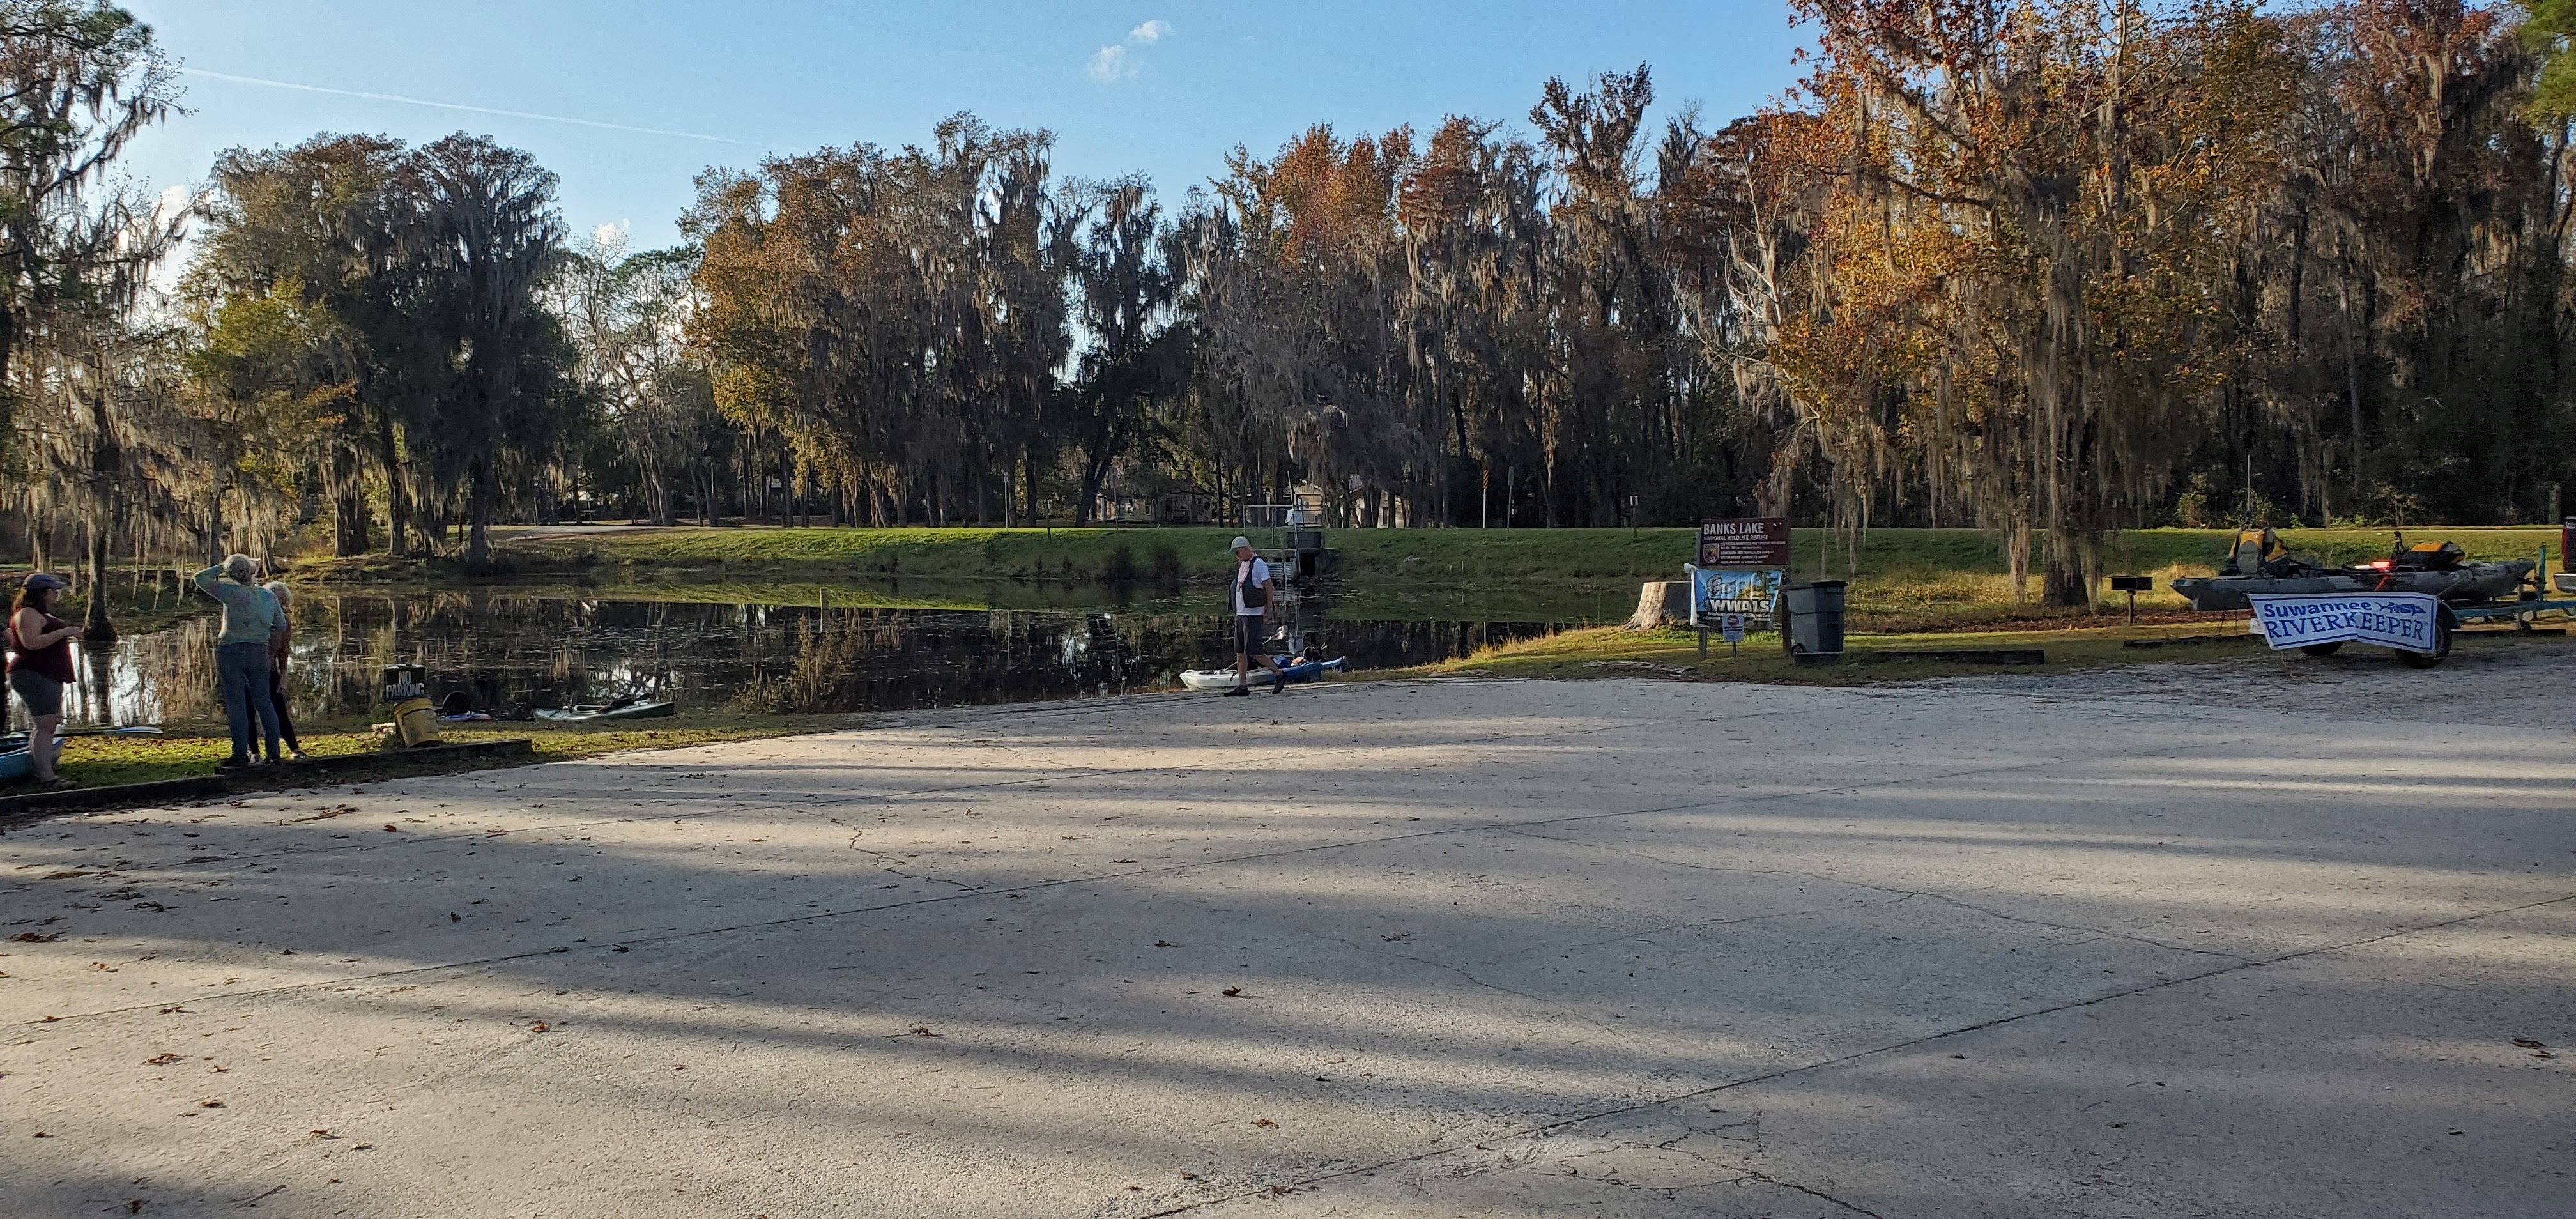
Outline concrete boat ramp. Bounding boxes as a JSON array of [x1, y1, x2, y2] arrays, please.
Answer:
[[3, 659, 2570, 1218]]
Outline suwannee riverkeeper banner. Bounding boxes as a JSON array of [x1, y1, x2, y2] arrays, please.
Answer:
[[2246, 591, 2442, 653]]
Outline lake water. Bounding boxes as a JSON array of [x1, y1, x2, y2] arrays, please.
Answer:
[[38, 586, 1576, 731]]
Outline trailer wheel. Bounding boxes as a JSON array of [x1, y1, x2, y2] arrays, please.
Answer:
[[2398, 622, 2451, 669], [2299, 642, 2344, 657]]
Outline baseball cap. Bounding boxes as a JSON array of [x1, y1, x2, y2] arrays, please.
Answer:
[[1229, 535, 1252, 549], [22, 572, 66, 592]]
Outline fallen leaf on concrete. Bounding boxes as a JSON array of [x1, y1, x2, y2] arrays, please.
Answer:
[[125, 1200, 142, 1213], [382, 825, 399, 832], [1221, 987, 1242, 997], [309, 1130, 334, 1138], [900, 1025, 940, 1038], [197, 1099, 222, 1108], [158, 1006, 184, 1014], [529, 1022, 550, 1033], [1154, 941, 1172, 947], [450, 913, 460, 923], [1265, 1183, 1300, 1195], [351, 1143, 372, 1151], [1179, 1172, 1198, 1180], [31, 1131, 49, 1137], [2536, 1050, 2556, 1059], [2513, 1038, 2547, 1048], [143, 1053, 181, 1065], [1381, 933, 1407, 942], [1248, 1118, 1276, 1127], [11, 932, 59, 943]]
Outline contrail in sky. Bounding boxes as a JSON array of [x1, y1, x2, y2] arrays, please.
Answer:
[[183, 68, 737, 144]]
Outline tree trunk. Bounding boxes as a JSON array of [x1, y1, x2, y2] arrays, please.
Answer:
[[377, 414, 410, 559], [1025, 448, 1040, 527], [82, 519, 115, 641], [204, 475, 224, 566], [465, 456, 494, 565], [2041, 526, 2089, 608], [1078, 422, 1123, 526], [2008, 518, 2029, 604], [331, 445, 369, 556]]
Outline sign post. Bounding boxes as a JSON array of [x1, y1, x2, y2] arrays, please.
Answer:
[[2107, 574, 2154, 627]]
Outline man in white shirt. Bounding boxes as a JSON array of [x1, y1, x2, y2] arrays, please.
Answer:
[[1227, 535, 1290, 696]]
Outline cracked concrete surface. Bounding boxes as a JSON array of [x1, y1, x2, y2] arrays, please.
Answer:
[[2, 649, 2571, 1218]]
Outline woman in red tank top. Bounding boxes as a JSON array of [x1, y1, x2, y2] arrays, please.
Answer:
[[8, 573, 81, 786]]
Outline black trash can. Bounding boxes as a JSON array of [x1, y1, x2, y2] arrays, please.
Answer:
[[1778, 581, 1847, 666]]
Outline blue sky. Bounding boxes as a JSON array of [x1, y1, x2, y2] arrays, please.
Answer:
[[125, 1, 1807, 254]]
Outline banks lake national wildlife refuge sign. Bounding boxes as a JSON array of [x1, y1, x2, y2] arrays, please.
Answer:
[[1699, 518, 1793, 569]]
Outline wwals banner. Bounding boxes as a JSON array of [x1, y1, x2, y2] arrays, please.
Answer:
[[1690, 567, 1782, 629], [2246, 592, 2441, 653]]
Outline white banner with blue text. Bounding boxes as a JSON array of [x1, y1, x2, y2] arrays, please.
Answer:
[[2246, 591, 2441, 653]]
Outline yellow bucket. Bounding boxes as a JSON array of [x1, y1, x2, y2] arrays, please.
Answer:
[[391, 696, 444, 747]]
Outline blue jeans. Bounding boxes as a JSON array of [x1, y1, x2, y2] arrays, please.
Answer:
[[217, 642, 282, 761]]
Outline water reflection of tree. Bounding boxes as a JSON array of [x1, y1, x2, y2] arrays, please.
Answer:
[[93, 615, 222, 728]]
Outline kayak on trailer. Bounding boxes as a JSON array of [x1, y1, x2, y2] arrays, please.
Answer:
[[2170, 529, 2533, 612], [534, 699, 677, 724], [1177, 657, 1346, 691]]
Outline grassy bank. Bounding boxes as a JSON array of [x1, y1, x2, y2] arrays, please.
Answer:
[[405, 523, 2569, 631], [38, 716, 832, 792], [1409, 617, 2573, 684]]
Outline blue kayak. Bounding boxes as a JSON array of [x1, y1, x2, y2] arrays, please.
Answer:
[[1179, 657, 1347, 690], [0, 736, 65, 786]]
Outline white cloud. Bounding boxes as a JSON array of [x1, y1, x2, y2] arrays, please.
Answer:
[[1088, 20, 1167, 83], [1087, 43, 1137, 83]]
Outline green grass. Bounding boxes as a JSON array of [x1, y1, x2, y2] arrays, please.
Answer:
[[475, 520, 2561, 581], [1405, 615, 2575, 685], [42, 716, 834, 792]]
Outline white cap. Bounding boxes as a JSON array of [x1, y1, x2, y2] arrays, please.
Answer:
[[1230, 535, 1252, 549]]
